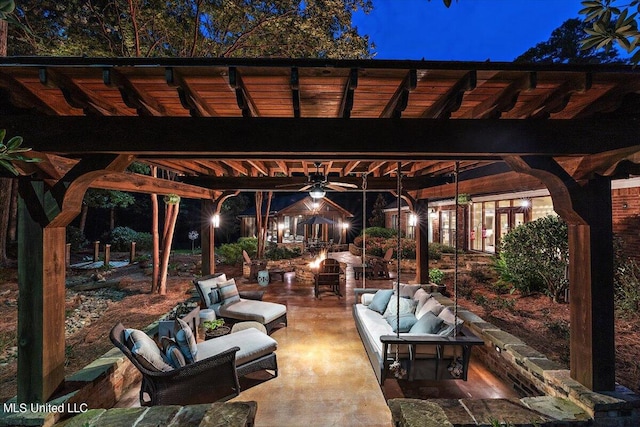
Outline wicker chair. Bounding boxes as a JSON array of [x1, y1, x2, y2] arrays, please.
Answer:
[[110, 323, 240, 406]]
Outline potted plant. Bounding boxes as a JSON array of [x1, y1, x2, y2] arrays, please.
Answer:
[[203, 319, 230, 340]]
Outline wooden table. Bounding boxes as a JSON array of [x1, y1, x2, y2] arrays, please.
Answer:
[[353, 264, 373, 280]]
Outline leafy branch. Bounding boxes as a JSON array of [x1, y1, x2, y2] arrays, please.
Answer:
[[0, 129, 40, 176]]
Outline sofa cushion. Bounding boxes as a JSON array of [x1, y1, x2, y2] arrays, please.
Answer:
[[124, 328, 173, 372], [368, 289, 394, 314], [218, 278, 240, 305], [416, 297, 444, 319], [174, 318, 198, 364], [383, 296, 416, 318], [209, 289, 221, 305], [386, 313, 418, 333], [394, 283, 422, 298], [438, 306, 464, 330], [196, 273, 227, 307], [196, 327, 277, 366], [354, 304, 393, 355], [161, 336, 186, 369], [409, 311, 444, 334], [219, 299, 287, 324]]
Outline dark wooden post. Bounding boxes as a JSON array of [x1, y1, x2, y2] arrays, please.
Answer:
[[104, 244, 111, 268], [415, 199, 430, 284], [93, 241, 100, 262], [129, 241, 136, 264], [17, 181, 66, 403], [201, 199, 215, 276], [65, 243, 71, 267], [567, 176, 615, 391]]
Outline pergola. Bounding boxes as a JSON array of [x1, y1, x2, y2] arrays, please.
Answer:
[[1, 57, 640, 403]]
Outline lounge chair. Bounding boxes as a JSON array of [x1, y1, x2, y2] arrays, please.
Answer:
[[110, 322, 278, 406], [194, 273, 287, 334]]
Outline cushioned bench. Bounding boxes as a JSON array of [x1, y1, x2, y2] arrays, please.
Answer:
[[194, 273, 287, 334]]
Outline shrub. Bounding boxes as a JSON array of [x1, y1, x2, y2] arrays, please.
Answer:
[[498, 215, 569, 302], [614, 258, 640, 317], [361, 227, 397, 239], [428, 243, 456, 260], [265, 245, 301, 260], [429, 268, 444, 285], [134, 232, 153, 251], [237, 237, 258, 258], [217, 243, 244, 265], [66, 226, 87, 251], [108, 226, 138, 251]]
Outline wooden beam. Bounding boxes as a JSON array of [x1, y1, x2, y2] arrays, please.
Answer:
[[421, 71, 476, 119], [166, 67, 218, 117], [228, 67, 258, 117], [0, 71, 62, 115], [3, 116, 640, 159], [291, 67, 301, 118], [338, 68, 358, 118], [380, 69, 417, 118], [102, 67, 165, 116], [461, 72, 536, 119]]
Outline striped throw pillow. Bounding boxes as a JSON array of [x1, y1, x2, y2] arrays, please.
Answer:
[[218, 279, 240, 305]]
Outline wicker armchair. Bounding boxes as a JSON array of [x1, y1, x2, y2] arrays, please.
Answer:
[[110, 323, 241, 406]]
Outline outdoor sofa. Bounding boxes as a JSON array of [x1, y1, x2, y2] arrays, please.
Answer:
[[110, 321, 277, 406], [194, 273, 287, 334], [352, 285, 483, 385]]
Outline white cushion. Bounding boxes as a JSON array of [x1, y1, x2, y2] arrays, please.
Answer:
[[394, 283, 421, 298], [413, 288, 431, 302], [415, 297, 444, 319], [197, 274, 227, 307], [219, 298, 287, 324], [196, 328, 277, 366], [414, 291, 432, 315]]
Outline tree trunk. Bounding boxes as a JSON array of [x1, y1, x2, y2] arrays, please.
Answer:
[[0, 178, 10, 266], [78, 203, 88, 234], [8, 179, 18, 242], [151, 166, 159, 293], [110, 207, 115, 231], [255, 192, 263, 257], [0, 20, 7, 56], [158, 201, 179, 295]]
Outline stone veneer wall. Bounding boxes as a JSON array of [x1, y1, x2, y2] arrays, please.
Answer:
[[429, 291, 640, 426]]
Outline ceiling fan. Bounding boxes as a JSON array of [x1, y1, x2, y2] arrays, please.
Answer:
[[280, 162, 358, 198]]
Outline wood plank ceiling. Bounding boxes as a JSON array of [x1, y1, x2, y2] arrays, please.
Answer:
[[2, 57, 640, 198]]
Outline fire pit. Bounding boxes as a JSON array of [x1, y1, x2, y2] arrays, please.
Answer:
[[293, 250, 328, 285]]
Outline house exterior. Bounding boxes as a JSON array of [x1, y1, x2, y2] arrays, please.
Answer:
[[386, 177, 640, 259], [239, 194, 354, 245]]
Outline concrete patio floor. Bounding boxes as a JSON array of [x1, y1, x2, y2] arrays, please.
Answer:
[[115, 251, 518, 426]]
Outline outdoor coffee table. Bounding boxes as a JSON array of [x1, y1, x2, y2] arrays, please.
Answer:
[[269, 268, 286, 282], [353, 264, 373, 280]]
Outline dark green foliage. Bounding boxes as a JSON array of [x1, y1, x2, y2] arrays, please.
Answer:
[[498, 215, 569, 302], [134, 232, 153, 251], [429, 268, 444, 285], [427, 242, 456, 260], [108, 226, 152, 251], [66, 226, 87, 251], [9, 0, 373, 59], [368, 194, 387, 228], [353, 229, 415, 259], [217, 237, 258, 265], [361, 227, 397, 239], [614, 256, 640, 318], [469, 265, 492, 284], [515, 18, 626, 64]]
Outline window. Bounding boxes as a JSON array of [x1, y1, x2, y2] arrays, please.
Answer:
[[439, 210, 456, 247]]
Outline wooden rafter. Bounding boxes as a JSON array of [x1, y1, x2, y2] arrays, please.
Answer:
[[461, 72, 536, 119], [229, 67, 258, 117], [421, 71, 476, 119], [291, 67, 301, 118], [380, 69, 417, 118], [166, 67, 218, 117], [0, 71, 61, 115], [338, 68, 358, 118], [103, 68, 166, 116]]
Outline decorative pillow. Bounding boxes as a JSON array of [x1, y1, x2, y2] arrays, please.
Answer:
[[174, 318, 198, 364], [368, 289, 394, 314], [361, 293, 375, 306], [124, 328, 173, 372], [394, 283, 422, 299], [386, 313, 418, 333], [383, 296, 417, 319], [414, 291, 432, 315], [208, 289, 221, 305], [161, 336, 186, 369], [218, 278, 240, 305], [416, 297, 444, 319], [196, 273, 227, 307], [409, 311, 444, 334], [438, 306, 464, 327]]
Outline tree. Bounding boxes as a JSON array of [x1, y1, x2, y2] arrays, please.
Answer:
[[515, 18, 626, 63], [8, 0, 373, 58], [219, 194, 250, 244], [579, 0, 640, 63], [82, 189, 136, 232], [368, 193, 387, 228]]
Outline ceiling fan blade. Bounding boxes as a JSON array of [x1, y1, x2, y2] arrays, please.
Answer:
[[325, 183, 348, 192], [275, 183, 306, 188], [327, 181, 358, 189], [299, 184, 313, 191]]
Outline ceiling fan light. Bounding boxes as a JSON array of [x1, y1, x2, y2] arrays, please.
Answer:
[[309, 184, 326, 199]]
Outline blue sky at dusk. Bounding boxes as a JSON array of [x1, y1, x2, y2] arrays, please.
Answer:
[[353, 0, 588, 61]]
